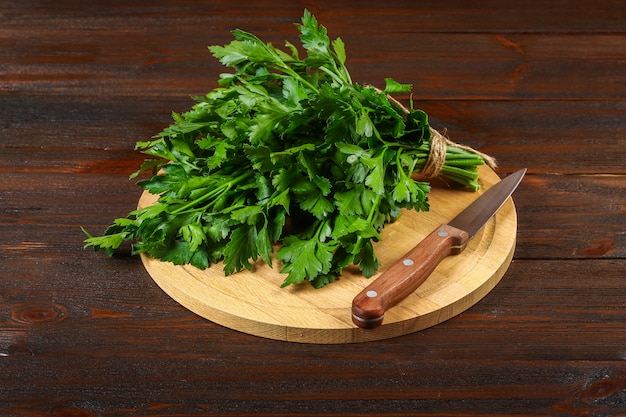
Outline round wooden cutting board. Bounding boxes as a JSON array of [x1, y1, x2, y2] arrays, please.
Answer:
[[138, 165, 518, 343]]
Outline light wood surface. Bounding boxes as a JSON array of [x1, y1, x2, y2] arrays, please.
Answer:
[[138, 165, 518, 343]]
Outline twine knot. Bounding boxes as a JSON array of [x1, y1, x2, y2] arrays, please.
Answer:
[[378, 88, 497, 177], [419, 127, 498, 179]]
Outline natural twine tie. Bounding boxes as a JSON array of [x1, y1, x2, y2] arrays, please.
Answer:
[[383, 90, 497, 178], [422, 127, 498, 179]]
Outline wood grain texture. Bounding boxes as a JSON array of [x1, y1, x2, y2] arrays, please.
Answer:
[[1, 0, 625, 416], [138, 166, 517, 343]]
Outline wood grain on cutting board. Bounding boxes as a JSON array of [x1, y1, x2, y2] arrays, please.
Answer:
[[139, 165, 518, 343]]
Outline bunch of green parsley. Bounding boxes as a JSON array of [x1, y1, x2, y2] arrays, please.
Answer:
[[84, 10, 486, 288]]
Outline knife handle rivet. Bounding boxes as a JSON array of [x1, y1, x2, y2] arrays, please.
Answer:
[[437, 230, 449, 237], [366, 290, 378, 298], [402, 259, 414, 266]]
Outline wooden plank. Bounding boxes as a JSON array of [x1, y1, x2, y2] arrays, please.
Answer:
[[1, 255, 625, 413], [514, 174, 626, 259], [2, 257, 624, 359], [418, 100, 626, 175], [2, 0, 625, 101], [2, 96, 624, 174], [1, 172, 623, 261], [2, 0, 625, 33], [2, 32, 625, 100], [2, 357, 625, 416]]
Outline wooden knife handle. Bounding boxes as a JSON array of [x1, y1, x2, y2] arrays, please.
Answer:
[[351, 224, 470, 329]]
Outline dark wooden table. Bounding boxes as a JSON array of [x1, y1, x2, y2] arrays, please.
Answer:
[[2, 1, 625, 416]]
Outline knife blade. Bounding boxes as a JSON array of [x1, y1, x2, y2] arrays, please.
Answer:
[[351, 168, 527, 329]]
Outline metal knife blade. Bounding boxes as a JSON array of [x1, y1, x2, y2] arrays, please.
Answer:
[[351, 168, 527, 329]]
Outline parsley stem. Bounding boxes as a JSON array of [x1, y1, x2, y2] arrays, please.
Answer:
[[318, 65, 347, 86], [170, 170, 253, 215], [272, 63, 319, 93]]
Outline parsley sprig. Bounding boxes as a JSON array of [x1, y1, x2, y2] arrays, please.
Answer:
[[84, 10, 487, 288]]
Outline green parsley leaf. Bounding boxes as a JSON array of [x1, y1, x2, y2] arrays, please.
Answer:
[[277, 234, 335, 287], [384, 77, 412, 94], [223, 224, 259, 274]]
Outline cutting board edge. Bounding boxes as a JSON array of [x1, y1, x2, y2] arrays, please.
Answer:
[[138, 166, 520, 343], [141, 217, 517, 344]]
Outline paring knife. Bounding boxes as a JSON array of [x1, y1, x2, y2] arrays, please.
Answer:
[[352, 168, 527, 329]]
